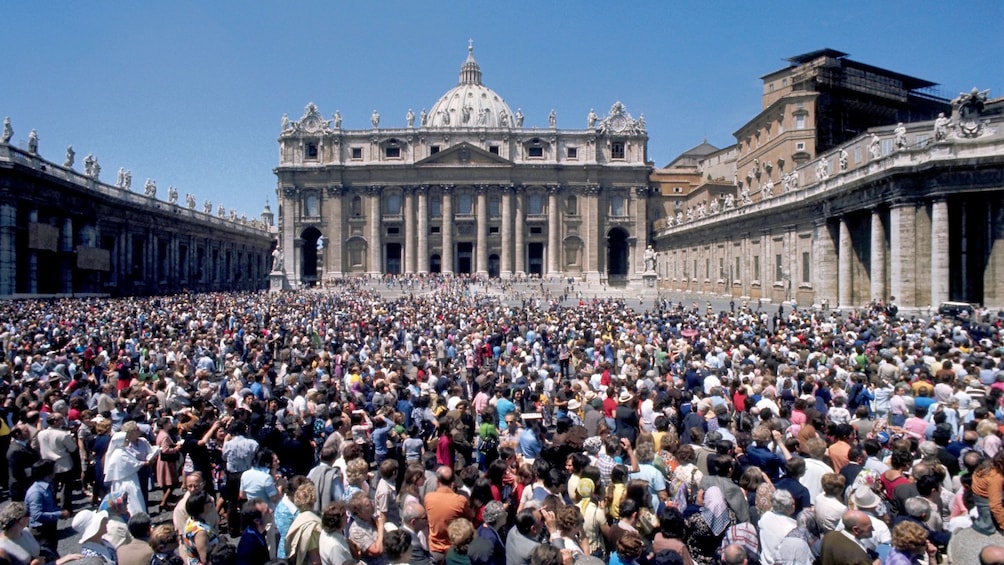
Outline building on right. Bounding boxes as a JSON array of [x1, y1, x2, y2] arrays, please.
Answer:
[[652, 49, 1004, 311]]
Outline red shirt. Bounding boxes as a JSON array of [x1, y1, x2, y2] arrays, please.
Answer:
[[603, 398, 617, 418]]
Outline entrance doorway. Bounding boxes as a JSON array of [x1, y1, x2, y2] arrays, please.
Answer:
[[528, 243, 544, 276], [300, 227, 321, 285], [430, 254, 441, 273], [607, 228, 629, 277], [488, 254, 500, 278], [385, 243, 402, 274], [457, 242, 473, 274]]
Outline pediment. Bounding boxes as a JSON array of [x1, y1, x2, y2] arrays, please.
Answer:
[[416, 142, 513, 166]]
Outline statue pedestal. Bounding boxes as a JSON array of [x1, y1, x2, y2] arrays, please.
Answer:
[[641, 271, 658, 297], [269, 271, 287, 294]]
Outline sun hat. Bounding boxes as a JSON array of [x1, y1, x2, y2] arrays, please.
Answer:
[[567, 399, 581, 411], [850, 486, 880, 510], [72, 509, 108, 544], [617, 390, 634, 403]]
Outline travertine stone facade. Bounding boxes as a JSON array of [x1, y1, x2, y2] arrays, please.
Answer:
[[275, 45, 650, 286]]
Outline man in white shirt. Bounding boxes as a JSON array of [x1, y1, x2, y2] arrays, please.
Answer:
[[758, 490, 798, 565], [35, 412, 78, 510]]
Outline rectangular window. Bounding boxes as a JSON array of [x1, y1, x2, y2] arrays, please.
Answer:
[[488, 198, 500, 218], [567, 147, 578, 159], [431, 226, 440, 234], [457, 193, 473, 215], [430, 196, 441, 218], [754, 255, 760, 281], [693, 260, 697, 279], [351, 147, 362, 159], [796, 142, 805, 151], [802, 251, 811, 283], [530, 227, 543, 235], [795, 115, 806, 129], [489, 146, 499, 155], [776, 254, 783, 281], [528, 146, 544, 158], [735, 257, 740, 281], [528, 194, 544, 216], [387, 226, 399, 235], [306, 143, 318, 160], [489, 226, 500, 235], [431, 145, 440, 154], [385, 146, 400, 158], [611, 141, 625, 159], [610, 196, 626, 217]]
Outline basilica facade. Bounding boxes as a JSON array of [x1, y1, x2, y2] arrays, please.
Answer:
[[274, 45, 650, 286]]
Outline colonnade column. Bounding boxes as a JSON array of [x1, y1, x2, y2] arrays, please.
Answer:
[[584, 186, 600, 282], [812, 219, 837, 309], [328, 186, 343, 278], [889, 202, 916, 308], [986, 197, 1004, 305], [838, 217, 852, 308], [500, 186, 512, 277], [60, 217, 73, 293], [27, 210, 38, 294], [417, 186, 428, 274], [404, 187, 415, 274], [367, 186, 382, 275], [476, 185, 488, 276], [931, 198, 950, 307], [547, 185, 560, 275], [870, 209, 886, 302], [441, 185, 454, 274], [0, 203, 15, 296], [514, 186, 525, 276]]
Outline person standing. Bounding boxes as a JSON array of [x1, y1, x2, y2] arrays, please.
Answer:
[[236, 498, 272, 565], [25, 460, 70, 555], [819, 510, 874, 565], [424, 466, 474, 562], [35, 412, 78, 511], [7, 425, 40, 502], [221, 421, 258, 538]]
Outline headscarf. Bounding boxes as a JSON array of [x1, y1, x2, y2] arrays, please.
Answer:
[[99, 489, 131, 520], [700, 486, 730, 536], [576, 478, 596, 514]]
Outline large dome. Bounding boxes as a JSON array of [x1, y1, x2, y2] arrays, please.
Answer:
[[426, 43, 515, 128]]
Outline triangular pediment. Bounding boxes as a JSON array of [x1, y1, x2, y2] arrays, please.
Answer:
[[416, 142, 513, 166]]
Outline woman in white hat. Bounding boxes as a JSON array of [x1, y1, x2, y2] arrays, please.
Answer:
[[73, 508, 117, 564]]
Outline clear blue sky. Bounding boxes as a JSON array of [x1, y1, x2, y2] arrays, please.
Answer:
[[3, 1, 1002, 216]]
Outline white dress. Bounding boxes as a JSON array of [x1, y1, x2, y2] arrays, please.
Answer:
[[103, 433, 148, 516]]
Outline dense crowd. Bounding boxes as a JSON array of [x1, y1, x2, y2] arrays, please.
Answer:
[[1, 278, 1004, 565]]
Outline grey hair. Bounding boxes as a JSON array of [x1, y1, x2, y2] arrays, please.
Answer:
[[401, 500, 425, 524], [904, 496, 931, 520], [771, 489, 795, 514], [0, 501, 26, 531]]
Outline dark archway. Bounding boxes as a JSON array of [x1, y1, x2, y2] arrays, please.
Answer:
[[385, 243, 402, 274], [300, 226, 321, 286], [607, 228, 629, 277], [430, 254, 441, 273], [488, 254, 500, 278]]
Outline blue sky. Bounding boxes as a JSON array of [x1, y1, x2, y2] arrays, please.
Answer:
[[3, 1, 1002, 216]]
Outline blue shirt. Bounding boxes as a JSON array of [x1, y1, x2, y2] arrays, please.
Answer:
[[25, 480, 61, 528], [518, 428, 541, 460], [240, 467, 278, 509], [372, 425, 390, 457], [496, 398, 516, 429]]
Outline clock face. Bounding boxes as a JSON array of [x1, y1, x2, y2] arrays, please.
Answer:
[[610, 115, 628, 133]]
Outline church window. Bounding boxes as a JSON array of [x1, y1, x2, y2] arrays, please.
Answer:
[[795, 115, 806, 129], [528, 146, 543, 158], [304, 194, 319, 217], [488, 197, 500, 218], [431, 226, 440, 234], [610, 195, 626, 217], [489, 226, 500, 235], [351, 147, 362, 159], [530, 227, 543, 235], [384, 193, 402, 215], [528, 194, 544, 216], [351, 196, 362, 216], [430, 196, 441, 218], [565, 195, 577, 215], [567, 147, 578, 159], [611, 141, 625, 159], [431, 145, 441, 154], [385, 146, 400, 158], [306, 143, 318, 160], [458, 193, 473, 215], [489, 145, 499, 155], [387, 226, 400, 235]]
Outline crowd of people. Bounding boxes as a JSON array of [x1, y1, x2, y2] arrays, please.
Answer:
[[1, 277, 1004, 565]]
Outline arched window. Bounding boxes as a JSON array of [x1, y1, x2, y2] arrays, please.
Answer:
[[304, 194, 319, 217], [351, 195, 362, 216], [565, 195, 577, 216], [384, 193, 402, 215]]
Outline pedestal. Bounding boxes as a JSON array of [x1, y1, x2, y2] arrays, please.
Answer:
[[642, 271, 659, 298], [269, 271, 287, 293]]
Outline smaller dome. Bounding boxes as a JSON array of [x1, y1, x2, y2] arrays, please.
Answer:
[[426, 42, 515, 129]]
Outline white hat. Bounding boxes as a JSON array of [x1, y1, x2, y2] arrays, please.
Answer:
[[617, 391, 634, 404], [567, 399, 581, 411], [851, 486, 880, 510], [72, 509, 108, 544]]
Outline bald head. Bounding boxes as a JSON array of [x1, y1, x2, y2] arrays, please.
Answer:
[[842, 510, 873, 540], [721, 543, 747, 565], [435, 465, 454, 487], [980, 545, 1004, 565]]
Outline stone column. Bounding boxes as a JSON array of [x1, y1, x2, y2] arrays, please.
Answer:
[[476, 185, 489, 276], [514, 186, 525, 276], [838, 217, 852, 308], [27, 210, 38, 294], [986, 197, 1004, 305], [813, 219, 837, 309], [441, 185, 454, 274], [870, 209, 886, 302], [931, 198, 950, 307], [547, 185, 561, 275], [367, 186, 382, 275], [417, 186, 429, 274], [500, 186, 512, 277], [327, 186, 344, 278], [404, 187, 415, 274], [0, 203, 15, 296], [60, 217, 74, 293], [889, 202, 917, 308], [584, 186, 600, 282], [634, 186, 649, 276]]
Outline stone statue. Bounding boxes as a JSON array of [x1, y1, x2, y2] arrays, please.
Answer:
[[316, 235, 325, 251], [371, 110, 380, 128], [588, 109, 598, 128], [515, 108, 524, 127], [27, 130, 38, 154], [548, 109, 556, 128], [869, 134, 882, 160], [1, 117, 11, 144], [204, 200, 212, 214], [644, 245, 656, 272], [477, 108, 488, 126], [675, 210, 683, 224], [894, 122, 907, 149], [92, 158, 101, 180], [638, 114, 646, 130], [218, 204, 226, 217], [839, 149, 849, 171], [167, 186, 178, 205], [406, 109, 415, 128], [440, 109, 450, 126], [122, 169, 130, 189], [420, 108, 427, 126], [84, 155, 95, 177], [764, 178, 774, 195], [953, 87, 989, 121], [144, 179, 157, 198], [740, 186, 752, 204], [782, 174, 792, 193], [697, 202, 706, 218], [333, 111, 342, 129], [271, 246, 283, 272], [934, 112, 951, 141], [462, 106, 472, 124], [499, 110, 509, 127], [724, 193, 735, 209], [186, 193, 196, 209], [64, 146, 75, 168], [686, 207, 694, 221], [815, 158, 830, 181], [789, 172, 798, 190], [709, 199, 719, 214], [229, 209, 237, 221], [116, 167, 126, 187], [281, 113, 291, 132]]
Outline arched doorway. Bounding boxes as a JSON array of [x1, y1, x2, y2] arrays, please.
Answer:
[[300, 227, 321, 286], [607, 228, 629, 278]]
